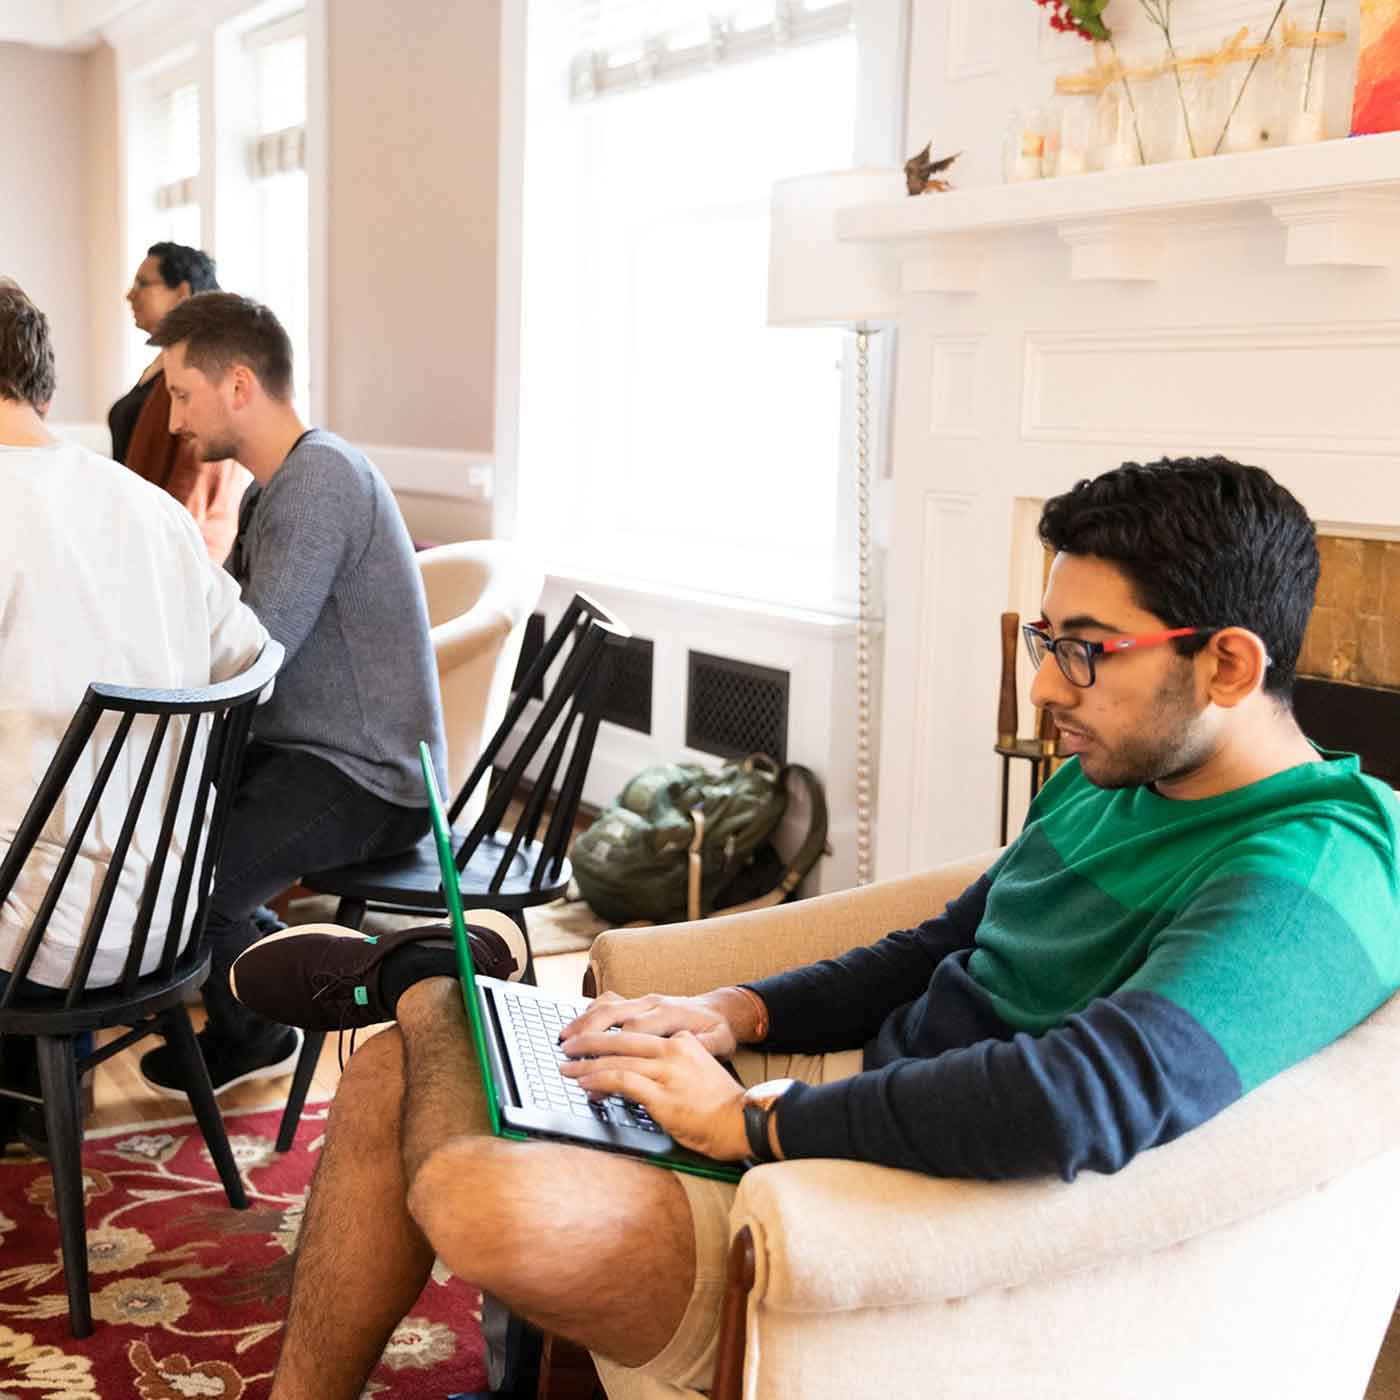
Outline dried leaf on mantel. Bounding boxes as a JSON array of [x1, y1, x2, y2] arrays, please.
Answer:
[[904, 143, 961, 196]]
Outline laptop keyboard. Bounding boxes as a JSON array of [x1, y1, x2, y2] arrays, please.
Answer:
[[502, 990, 664, 1135]]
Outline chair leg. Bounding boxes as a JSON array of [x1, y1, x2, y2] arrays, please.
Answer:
[[275, 1032, 325, 1153], [510, 910, 537, 987], [275, 896, 364, 1152], [161, 1007, 248, 1211], [335, 898, 367, 930], [34, 1034, 92, 1339]]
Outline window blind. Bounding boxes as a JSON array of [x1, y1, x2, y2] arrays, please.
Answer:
[[155, 81, 199, 211], [571, 0, 852, 99], [247, 18, 307, 178]]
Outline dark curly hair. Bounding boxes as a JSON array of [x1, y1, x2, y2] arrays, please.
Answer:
[[147, 242, 219, 294], [1038, 457, 1318, 701], [0, 278, 57, 411]]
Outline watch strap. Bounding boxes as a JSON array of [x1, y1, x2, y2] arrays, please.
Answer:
[[743, 1098, 776, 1163]]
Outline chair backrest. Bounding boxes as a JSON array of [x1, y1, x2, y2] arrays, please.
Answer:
[[416, 541, 545, 797], [448, 593, 627, 893], [0, 641, 284, 1010]]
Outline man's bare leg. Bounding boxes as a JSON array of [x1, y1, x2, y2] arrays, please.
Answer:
[[270, 1028, 436, 1400], [269, 978, 703, 1397], [398, 977, 700, 1367]]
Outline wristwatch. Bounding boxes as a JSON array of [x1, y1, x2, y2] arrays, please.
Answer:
[[742, 1078, 797, 1163]]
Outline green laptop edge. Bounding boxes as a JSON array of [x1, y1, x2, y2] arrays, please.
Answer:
[[417, 742, 743, 1183]]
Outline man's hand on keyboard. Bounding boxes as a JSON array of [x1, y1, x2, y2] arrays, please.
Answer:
[[559, 988, 761, 1060], [558, 1025, 751, 1161]]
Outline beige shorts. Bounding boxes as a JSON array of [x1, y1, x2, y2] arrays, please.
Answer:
[[605, 1045, 864, 1395]]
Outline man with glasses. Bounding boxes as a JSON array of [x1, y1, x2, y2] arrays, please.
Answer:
[[231, 456, 1399, 1399]]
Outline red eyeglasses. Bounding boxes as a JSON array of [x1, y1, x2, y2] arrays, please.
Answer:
[[1022, 622, 1214, 688]]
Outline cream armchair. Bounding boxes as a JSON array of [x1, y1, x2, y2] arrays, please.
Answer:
[[585, 854, 1400, 1400], [417, 540, 544, 799]]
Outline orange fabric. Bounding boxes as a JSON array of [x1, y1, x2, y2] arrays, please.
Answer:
[[1353, 5, 1400, 134], [122, 371, 251, 564]]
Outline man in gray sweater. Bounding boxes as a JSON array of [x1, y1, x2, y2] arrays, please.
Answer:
[[138, 293, 448, 1094]]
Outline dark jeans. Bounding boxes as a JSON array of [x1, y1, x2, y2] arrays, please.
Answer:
[[202, 741, 428, 1050]]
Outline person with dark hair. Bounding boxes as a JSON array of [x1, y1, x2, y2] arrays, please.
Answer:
[[227, 454, 1399, 1398], [0, 279, 268, 1149], [109, 243, 249, 561], [136, 292, 449, 1101]]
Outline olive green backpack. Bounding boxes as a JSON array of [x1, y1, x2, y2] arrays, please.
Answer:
[[571, 755, 827, 924]]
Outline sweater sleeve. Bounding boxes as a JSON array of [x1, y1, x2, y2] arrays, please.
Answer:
[[771, 853, 1397, 1181], [743, 872, 994, 1054], [239, 448, 365, 664]]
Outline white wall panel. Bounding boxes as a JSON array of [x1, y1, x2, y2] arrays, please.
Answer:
[[1023, 324, 1400, 456], [930, 337, 983, 438]]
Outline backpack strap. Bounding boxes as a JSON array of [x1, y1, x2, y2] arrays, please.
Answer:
[[687, 806, 707, 923], [707, 764, 830, 919], [773, 764, 828, 897]]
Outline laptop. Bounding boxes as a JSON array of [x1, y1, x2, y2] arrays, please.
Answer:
[[419, 743, 745, 1183]]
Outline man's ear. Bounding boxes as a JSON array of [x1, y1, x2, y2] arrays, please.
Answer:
[[1202, 627, 1270, 709], [228, 364, 257, 410]]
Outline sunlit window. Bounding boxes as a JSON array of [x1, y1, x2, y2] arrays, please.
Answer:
[[154, 80, 200, 248], [520, 3, 858, 609], [249, 19, 310, 414]]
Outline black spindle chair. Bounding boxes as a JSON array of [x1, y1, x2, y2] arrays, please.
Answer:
[[276, 594, 628, 1149], [0, 640, 284, 1338]]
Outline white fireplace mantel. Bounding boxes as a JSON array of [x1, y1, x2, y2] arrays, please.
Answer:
[[837, 132, 1400, 286]]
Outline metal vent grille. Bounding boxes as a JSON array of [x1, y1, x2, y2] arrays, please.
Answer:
[[511, 612, 546, 701], [686, 652, 789, 763], [600, 636, 653, 734]]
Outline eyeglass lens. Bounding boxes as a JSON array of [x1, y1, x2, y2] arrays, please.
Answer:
[[1024, 627, 1094, 686]]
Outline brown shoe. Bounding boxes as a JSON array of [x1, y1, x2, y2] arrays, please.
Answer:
[[229, 913, 526, 1031]]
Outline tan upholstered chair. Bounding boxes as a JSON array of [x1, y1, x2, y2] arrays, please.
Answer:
[[585, 853, 1400, 1400], [417, 541, 545, 799]]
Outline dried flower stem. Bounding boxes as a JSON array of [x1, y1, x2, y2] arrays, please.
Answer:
[[1107, 36, 1147, 164], [1305, 0, 1329, 111], [1140, 0, 1197, 158], [1211, 0, 1288, 154]]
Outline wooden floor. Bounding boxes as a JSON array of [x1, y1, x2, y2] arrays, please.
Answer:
[[86, 948, 594, 1132]]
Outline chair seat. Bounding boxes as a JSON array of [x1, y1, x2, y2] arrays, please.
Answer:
[[301, 831, 572, 912], [0, 955, 210, 1036]]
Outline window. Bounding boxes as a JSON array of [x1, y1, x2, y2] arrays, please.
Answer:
[[248, 16, 310, 413], [518, 2, 860, 610], [155, 79, 201, 248]]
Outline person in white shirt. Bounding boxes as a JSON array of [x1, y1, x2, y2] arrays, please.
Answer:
[[0, 279, 269, 1136]]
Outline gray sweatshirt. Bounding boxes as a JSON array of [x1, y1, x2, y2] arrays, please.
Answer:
[[229, 429, 446, 807]]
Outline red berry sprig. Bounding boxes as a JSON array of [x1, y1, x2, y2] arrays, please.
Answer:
[[1033, 0, 1111, 43]]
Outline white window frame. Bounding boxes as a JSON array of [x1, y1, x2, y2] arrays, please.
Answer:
[[498, 0, 909, 616]]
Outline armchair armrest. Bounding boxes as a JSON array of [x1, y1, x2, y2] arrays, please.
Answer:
[[431, 607, 513, 673], [588, 852, 999, 999], [732, 988, 1400, 1314]]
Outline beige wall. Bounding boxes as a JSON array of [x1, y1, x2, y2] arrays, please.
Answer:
[[0, 41, 93, 419], [83, 41, 124, 421], [325, 0, 500, 453]]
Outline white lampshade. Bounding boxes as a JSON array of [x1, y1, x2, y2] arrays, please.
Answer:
[[766, 167, 904, 329]]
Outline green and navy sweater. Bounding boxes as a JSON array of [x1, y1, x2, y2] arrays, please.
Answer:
[[750, 752, 1400, 1181]]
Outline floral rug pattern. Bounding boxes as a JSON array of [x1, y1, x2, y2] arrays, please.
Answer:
[[0, 1104, 486, 1398]]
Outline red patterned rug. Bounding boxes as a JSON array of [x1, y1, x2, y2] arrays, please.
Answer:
[[0, 1102, 487, 1397]]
